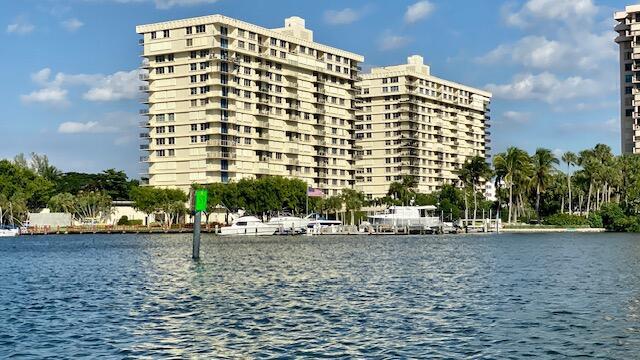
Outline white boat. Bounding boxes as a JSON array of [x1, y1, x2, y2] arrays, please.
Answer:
[[0, 227, 19, 237], [368, 206, 441, 230], [219, 216, 279, 236], [305, 213, 342, 228], [268, 215, 309, 234]]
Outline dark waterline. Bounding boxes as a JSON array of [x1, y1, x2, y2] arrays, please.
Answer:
[[1, 233, 640, 358]]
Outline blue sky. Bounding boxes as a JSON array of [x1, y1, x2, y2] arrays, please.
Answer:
[[0, 0, 625, 177]]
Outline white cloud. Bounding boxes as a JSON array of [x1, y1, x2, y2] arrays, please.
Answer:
[[98, 0, 218, 9], [58, 112, 137, 139], [83, 70, 142, 101], [7, 17, 35, 35], [59, 121, 107, 134], [324, 8, 364, 25], [477, 32, 616, 71], [22, 68, 143, 106], [503, 0, 598, 28], [502, 111, 531, 124], [405, 1, 434, 23], [557, 118, 618, 135], [485, 72, 603, 103], [20, 88, 69, 106], [378, 32, 411, 51], [61, 18, 84, 32]]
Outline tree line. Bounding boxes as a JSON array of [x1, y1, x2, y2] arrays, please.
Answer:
[[5, 144, 640, 231]]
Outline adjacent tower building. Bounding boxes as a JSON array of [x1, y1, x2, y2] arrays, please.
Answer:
[[136, 15, 364, 195], [615, 5, 640, 154], [354, 56, 491, 199]]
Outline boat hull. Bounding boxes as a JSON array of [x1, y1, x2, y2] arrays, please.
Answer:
[[0, 229, 19, 237], [219, 226, 278, 236]]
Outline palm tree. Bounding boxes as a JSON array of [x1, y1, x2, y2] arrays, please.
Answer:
[[561, 151, 577, 214], [493, 147, 530, 223], [531, 148, 559, 221], [341, 188, 365, 225], [459, 156, 492, 224], [454, 165, 472, 221]]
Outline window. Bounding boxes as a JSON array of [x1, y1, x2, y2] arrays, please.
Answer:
[[167, 54, 174, 61], [626, 75, 633, 83], [191, 136, 197, 143], [626, 86, 633, 95], [156, 126, 165, 134], [155, 67, 165, 74], [191, 124, 198, 131], [196, 25, 205, 33], [625, 63, 632, 71], [163, 30, 170, 38], [186, 39, 193, 47], [626, 109, 633, 117], [157, 150, 165, 157], [191, 75, 197, 83], [190, 63, 197, 71], [150, 32, 156, 39], [167, 66, 174, 73], [186, 27, 193, 35], [155, 55, 165, 63], [168, 113, 175, 121], [168, 149, 175, 157], [220, 26, 228, 36], [168, 126, 175, 133]]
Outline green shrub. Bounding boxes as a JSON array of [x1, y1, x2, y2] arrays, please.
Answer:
[[587, 213, 603, 228], [543, 213, 589, 227], [600, 203, 626, 231], [117, 216, 143, 226]]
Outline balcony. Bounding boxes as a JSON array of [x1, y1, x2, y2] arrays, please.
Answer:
[[139, 156, 149, 162], [207, 139, 237, 147], [139, 73, 149, 81], [139, 109, 149, 115], [139, 121, 150, 127], [141, 59, 150, 68], [139, 133, 149, 138], [208, 151, 237, 159], [139, 144, 149, 150], [139, 85, 149, 92]]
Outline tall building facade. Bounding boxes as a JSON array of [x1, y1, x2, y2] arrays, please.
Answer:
[[354, 56, 491, 199], [615, 5, 640, 154], [136, 15, 364, 195]]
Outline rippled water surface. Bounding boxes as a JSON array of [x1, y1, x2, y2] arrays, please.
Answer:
[[2, 233, 640, 358]]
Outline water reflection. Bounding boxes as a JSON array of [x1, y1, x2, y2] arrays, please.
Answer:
[[1, 233, 639, 357]]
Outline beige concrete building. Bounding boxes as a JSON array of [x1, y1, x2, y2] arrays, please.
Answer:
[[354, 56, 491, 199], [136, 15, 363, 195], [615, 5, 640, 154]]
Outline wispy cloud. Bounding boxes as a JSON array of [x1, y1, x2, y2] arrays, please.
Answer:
[[21, 88, 69, 107], [324, 7, 368, 25], [7, 16, 35, 35], [502, 0, 597, 28], [22, 67, 144, 106], [378, 32, 411, 51], [404, 1, 435, 23], [61, 18, 84, 32], [99, 0, 218, 9], [486, 72, 603, 104], [57, 112, 138, 143]]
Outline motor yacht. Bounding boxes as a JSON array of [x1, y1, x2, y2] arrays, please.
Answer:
[[305, 213, 342, 228], [367, 206, 441, 230], [219, 216, 279, 236]]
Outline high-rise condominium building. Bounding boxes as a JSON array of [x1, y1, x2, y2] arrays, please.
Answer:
[[354, 55, 491, 199], [615, 5, 640, 154], [136, 15, 363, 194]]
